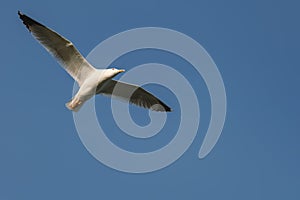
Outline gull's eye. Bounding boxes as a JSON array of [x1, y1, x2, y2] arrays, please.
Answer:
[[112, 68, 115, 70]]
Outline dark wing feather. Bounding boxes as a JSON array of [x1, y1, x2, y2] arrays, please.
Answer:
[[97, 80, 171, 112]]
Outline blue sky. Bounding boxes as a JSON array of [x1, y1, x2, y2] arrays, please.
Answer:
[[1, 0, 299, 199]]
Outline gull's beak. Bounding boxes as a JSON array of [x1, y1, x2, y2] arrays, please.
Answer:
[[118, 69, 125, 73]]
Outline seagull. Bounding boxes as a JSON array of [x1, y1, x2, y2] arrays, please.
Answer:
[[18, 11, 171, 112]]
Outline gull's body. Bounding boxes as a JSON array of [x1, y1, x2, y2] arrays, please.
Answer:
[[66, 70, 107, 112], [18, 11, 171, 112]]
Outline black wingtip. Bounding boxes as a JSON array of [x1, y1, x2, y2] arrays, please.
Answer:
[[160, 101, 172, 112], [18, 10, 31, 31], [165, 107, 172, 112], [152, 102, 172, 112], [161, 104, 172, 112], [18, 11, 46, 31]]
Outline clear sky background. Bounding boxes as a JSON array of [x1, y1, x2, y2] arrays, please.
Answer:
[[1, 0, 299, 199]]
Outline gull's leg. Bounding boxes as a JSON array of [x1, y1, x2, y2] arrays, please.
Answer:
[[65, 97, 84, 112], [65, 82, 96, 112]]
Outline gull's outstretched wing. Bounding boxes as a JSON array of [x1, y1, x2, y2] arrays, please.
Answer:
[[18, 11, 95, 86], [97, 80, 172, 112]]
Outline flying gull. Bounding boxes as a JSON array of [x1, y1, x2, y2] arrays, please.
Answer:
[[18, 11, 171, 112]]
